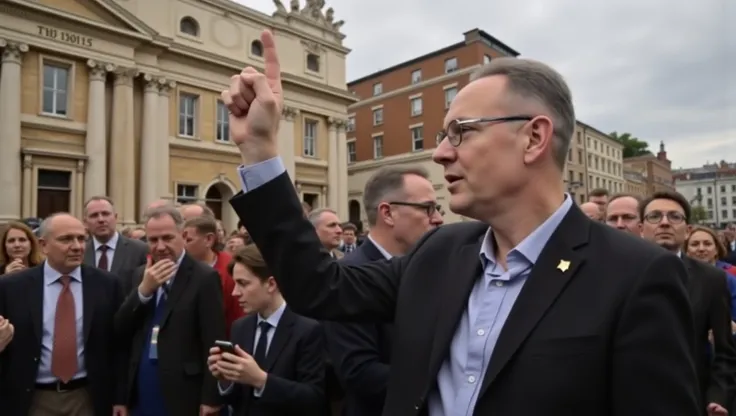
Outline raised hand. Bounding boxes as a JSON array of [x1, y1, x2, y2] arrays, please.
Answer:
[[222, 29, 283, 164]]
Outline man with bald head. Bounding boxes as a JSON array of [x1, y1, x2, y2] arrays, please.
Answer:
[[604, 194, 643, 236], [579, 201, 603, 221], [0, 212, 126, 416], [179, 203, 216, 221]]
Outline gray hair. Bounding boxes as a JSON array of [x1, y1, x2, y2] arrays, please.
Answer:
[[470, 57, 575, 169], [308, 208, 337, 226], [144, 205, 184, 229], [363, 166, 430, 226]]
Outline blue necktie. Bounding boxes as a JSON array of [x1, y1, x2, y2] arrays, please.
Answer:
[[254, 321, 271, 367]]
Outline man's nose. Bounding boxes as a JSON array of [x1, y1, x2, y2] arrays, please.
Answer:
[[431, 138, 455, 165]]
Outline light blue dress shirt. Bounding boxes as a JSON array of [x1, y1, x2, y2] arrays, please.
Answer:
[[235, 157, 572, 415], [37, 262, 87, 383], [219, 301, 288, 396], [92, 231, 119, 271]]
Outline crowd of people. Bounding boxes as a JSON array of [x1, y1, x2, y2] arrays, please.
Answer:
[[2, 28, 736, 416]]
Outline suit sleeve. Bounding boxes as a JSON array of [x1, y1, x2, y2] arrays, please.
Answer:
[[230, 172, 437, 323], [259, 322, 325, 412], [199, 269, 227, 406], [324, 321, 388, 398], [611, 253, 701, 415], [114, 266, 150, 340], [706, 270, 736, 406]]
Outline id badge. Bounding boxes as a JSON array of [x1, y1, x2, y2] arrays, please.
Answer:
[[149, 325, 160, 360]]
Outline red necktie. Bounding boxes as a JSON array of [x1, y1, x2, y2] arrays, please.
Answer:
[[97, 245, 109, 271], [51, 276, 78, 383]]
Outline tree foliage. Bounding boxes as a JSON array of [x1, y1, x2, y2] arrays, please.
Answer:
[[609, 131, 651, 158], [691, 206, 708, 225]]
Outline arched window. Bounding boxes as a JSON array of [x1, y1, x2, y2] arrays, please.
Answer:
[[205, 186, 223, 220], [349, 200, 362, 232], [179, 17, 200, 36], [250, 40, 263, 57]]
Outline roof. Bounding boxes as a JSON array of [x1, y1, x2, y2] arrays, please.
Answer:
[[347, 29, 520, 86]]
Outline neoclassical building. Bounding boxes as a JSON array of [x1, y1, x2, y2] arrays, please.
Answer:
[[0, 0, 355, 230]]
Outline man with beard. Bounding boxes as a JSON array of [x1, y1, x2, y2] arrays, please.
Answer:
[[114, 206, 226, 415]]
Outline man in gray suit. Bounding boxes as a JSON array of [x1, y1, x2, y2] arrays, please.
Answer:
[[83, 196, 148, 294]]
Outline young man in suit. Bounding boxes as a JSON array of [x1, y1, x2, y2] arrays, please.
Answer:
[[220, 30, 701, 415], [114, 206, 226, 416], [0, 213, 126, 416], [324, 166, 443, 416], [208, 244, 325, 416], [82, 196, 149, 291], [640, 191, 736, 416]]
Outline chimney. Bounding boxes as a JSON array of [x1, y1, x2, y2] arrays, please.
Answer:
[[656, 141, 667, 161]]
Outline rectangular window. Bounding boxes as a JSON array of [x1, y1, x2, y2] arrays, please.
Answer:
[[411, 69, 422, 84], [444, 57, 458, 73], [215, 100, 229, 142], [347, 141, 356, 163], [410, 97, 423, 116], [444, 87, 457, 109], [373, 83, 382, 96], [176, 184, 198, 204], [373, 135, 383, 159], [372, 108, 383, 126], [42, 63, 70, 116], [303, 120, 317, 157], [411, 126, 423, 151], [346, 116, 355, 132], [36, 169, 71, 219], [178, 94, 198, 137]]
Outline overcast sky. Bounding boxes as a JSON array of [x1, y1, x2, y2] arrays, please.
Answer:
[[241, 0, 735, 168]]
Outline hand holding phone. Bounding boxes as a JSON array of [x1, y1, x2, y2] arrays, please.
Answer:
[[215, 340, 236, 356]]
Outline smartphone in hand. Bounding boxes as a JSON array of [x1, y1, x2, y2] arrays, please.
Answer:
[[215, 340, 236, 356]]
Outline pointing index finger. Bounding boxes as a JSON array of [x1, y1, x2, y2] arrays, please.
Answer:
[[260, 29, 282, 97]]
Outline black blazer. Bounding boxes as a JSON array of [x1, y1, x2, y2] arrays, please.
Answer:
[[682, 255, 736, 409], [0, 264, 125, 415], [324, 239, 393, 416], [230, 172, 701, 416], [225, 307, 325, 416], [114, 253, 226, 415]]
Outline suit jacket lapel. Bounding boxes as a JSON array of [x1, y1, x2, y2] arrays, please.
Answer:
[[80, 266, 96, 343], [243, 317, 257, 355], [110, 237, 128, 274], [681, 256, 698, 301], [478, 206, 589, 397], [159, 254, 193, 328], [427, 238, 484, 380], [29, 268, 44, 343], [264, 307, 296, 371], [83, 240, 95, 267], [360, 239, 386, 262]]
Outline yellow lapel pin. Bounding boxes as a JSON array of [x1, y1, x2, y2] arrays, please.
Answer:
[[557, 260, 571, 273]]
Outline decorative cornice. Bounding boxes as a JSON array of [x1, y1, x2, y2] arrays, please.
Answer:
[[0, 40, 29, 64], [282, 105, 299, 121], [87, 59, 115, 81], [113, 67, 139, 86]]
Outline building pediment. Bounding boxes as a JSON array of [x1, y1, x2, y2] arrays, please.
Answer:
[[10, 0, 157, 38]]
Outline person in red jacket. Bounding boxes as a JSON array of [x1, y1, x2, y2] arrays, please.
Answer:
[[182, 216, 245, 335]]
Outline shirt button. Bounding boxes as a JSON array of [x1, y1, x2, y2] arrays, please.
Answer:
[[494, 281, 503, 287], [468, 375, 476, 383], [477, 329, 485, 336]]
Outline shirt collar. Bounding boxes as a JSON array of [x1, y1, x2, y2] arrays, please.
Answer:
[[480, 194, 573, 268], [43, 261, 82, 285], [257, 301, 287, 329], [367, 234, 392, 260], [93, 232, 119, 251]]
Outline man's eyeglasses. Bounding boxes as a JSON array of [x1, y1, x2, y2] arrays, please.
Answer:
[[643, 211, 686, 225], [436, 116, 534, 147], [388, 201, 443, 217]]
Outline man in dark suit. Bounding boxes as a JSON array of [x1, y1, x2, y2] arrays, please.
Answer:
[[324, 166, 443, 416], [208, 243, 325, 416], [115, 206, 226, 415], [219, 30, 701, 415], [640, 191, 736, 415], [82, 196, 148, 291], [0, 212, 126, 416], [724, 223, 736, 266]]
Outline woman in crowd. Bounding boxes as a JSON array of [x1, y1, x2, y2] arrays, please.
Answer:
[[0, 221, 44, 276], [685, 225, 736, 318]]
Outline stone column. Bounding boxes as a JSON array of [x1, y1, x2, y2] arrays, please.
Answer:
[[157, 79, 175, 199], [109, 68, 138, 225], [0, 40, 28, 222], [320, 186, 327, 208], [75, 160, 85, 217], [336, 120, 349, 219], [22, 155, 32, 218], [139, 74, 159, 217], [279, 106, 298, 179], [84, 59, 114, 200], [327, 117, 339, 211]]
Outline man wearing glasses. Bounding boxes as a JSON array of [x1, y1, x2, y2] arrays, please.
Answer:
[[640, 190, 736, 416], [223, 30, 700, 416]]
